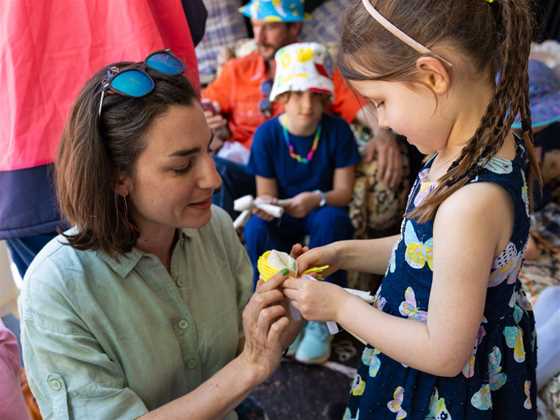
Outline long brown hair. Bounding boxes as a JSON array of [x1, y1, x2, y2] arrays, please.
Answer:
[[338, 0, 541, 222], [56, 63, 197, 256]]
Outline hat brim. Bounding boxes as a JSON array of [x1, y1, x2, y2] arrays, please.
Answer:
[[512, 91, 560, 129]]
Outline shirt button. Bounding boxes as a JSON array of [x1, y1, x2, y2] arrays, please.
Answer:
[[178, 319, 189, 330], [187, 359, 197, 369], [176, 279, 184, 287], [48, 378, 62, 392]]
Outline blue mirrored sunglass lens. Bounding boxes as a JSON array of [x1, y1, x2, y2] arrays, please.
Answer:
[[111, 70, 155, 97], [146, 52, 184, 75]]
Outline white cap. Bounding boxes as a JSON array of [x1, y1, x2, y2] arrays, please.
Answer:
[[270, 42, 334, 102]]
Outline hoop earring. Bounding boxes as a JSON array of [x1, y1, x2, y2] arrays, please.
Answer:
[[122, 195, 137, 233]]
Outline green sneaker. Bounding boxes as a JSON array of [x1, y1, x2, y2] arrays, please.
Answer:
[[294, 321, 332, 365]]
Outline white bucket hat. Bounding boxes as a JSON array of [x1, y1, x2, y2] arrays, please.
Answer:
[[270, 42, 334, 102]]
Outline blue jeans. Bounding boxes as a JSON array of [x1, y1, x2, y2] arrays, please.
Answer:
[[212, 157, 255, 219], [244, 206, 354, 288], [5, 232, 57, 278]]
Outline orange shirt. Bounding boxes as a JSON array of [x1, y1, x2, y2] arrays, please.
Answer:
[[202, 51, 364, 149]]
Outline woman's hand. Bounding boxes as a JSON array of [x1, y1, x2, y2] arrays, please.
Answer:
[[283, 276, 348, 322], [239, 271, 290, 384], [284, 192, 319, 218], [295, 242, 341, 279]]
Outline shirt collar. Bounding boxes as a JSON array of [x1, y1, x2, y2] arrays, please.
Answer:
[[98, 230, 192, 278], [251, 51, 268, 81]]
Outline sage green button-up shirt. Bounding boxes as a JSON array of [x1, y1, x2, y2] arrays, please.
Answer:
[[21, 207, 253, 420]]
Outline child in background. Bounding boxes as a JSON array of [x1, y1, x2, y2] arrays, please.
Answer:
[[244, 42, 360, 364], [0, 319, 30, 420], [286, 0, 540, 417]]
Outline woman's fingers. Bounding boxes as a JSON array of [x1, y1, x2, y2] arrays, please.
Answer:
[[256, 271, 288, 292], [256, 304, 287, 334], [268, 316, 289, 344], [254, 305, 287, 356]]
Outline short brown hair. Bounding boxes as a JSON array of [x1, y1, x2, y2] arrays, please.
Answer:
[[56, 63, 197, 256], [338, 0, 541, 222]]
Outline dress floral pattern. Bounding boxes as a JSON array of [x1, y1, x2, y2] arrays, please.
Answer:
[[344, 141, 537, 419]]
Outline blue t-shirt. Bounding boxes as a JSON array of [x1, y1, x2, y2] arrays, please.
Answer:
[[248, 114, 360, 199]]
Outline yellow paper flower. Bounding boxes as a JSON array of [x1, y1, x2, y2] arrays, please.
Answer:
[[257, 250, 329, 282]]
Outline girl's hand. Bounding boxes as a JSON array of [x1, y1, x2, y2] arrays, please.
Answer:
[[295, 242, 341, 278], [253, 195, 277, 222], [290, 243, 309, 259], [283, 276, 347, 322], [239, 271, 290, 383], [284, 192, 319, 218]]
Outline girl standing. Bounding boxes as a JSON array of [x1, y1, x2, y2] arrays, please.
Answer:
[[285, 0, 540, 417]]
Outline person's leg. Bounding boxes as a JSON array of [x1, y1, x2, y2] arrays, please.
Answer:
[[5, 232, 58, 279], [305, 206, 354, 287], [212, 157, 256, 218], [244, 215, 304, 288], [534, 285, 560, 327], [534, 286, 560, 389]]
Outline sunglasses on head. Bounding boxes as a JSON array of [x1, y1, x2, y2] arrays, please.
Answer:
[[98, 49, 185, 116]]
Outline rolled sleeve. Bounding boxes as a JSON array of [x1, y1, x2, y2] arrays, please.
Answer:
[[21, 262, 147, 420]]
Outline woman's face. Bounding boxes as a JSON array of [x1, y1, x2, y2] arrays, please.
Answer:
[[124, 104, 221, 231]]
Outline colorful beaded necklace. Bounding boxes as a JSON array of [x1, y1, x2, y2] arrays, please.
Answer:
[[281, 121, 322, 164]]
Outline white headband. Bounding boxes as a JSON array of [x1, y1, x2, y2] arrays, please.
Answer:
[[361, 0, 453, 67]]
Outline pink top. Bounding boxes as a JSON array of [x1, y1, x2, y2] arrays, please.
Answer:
[[0, 0, 200, 171], [0, 320, 30, 420]]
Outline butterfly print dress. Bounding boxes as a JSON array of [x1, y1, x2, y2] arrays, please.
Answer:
[[344, 141, 537, 419]]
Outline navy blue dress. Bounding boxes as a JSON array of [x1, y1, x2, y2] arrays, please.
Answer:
[[344, 141, 537, 419]]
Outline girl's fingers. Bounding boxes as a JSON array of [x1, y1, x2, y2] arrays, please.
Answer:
[[283, 277, 302, 290], [290, 243, 303, 258], [295, 252, 317, 275], [282, 288, 300, 301]]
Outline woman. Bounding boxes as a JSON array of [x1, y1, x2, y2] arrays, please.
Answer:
[[20, 51, 298, 420]]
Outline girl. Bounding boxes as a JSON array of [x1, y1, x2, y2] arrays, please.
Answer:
[[284, 0, 540, 418], [20, 51, 298, 420], [244, 42, 360, 364]]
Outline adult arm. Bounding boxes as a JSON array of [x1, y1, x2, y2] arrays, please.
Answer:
[[22, 261, 290, 420]]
